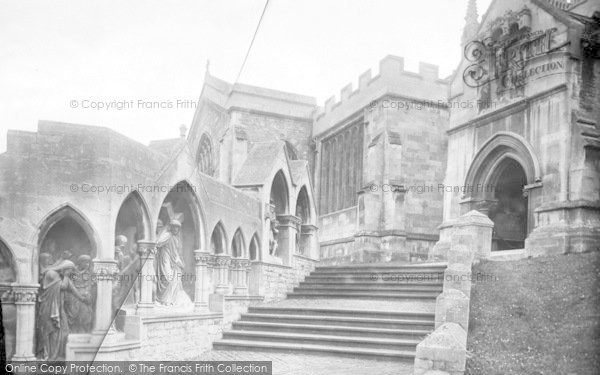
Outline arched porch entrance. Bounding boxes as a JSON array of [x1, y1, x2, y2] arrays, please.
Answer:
[[461, 133, 541, 251]]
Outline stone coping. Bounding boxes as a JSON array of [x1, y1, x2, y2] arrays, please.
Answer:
[[135, 311, 222, 323], [293, 254, 319, 263], [224, 295, 264, 301], [250, 260, 292, 269], [535, 199, 600, 213]]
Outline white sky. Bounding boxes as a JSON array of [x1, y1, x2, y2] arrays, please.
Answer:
[[0, 0, 492, 153]]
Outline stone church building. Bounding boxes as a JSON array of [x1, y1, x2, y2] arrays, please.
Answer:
[[0, 0, 598, 363]]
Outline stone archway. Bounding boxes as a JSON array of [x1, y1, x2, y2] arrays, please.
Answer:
[[487, 158, 528, 250], [231, 229, 245, 258], [461, 133, 541, 250], [249, 234, 260, 261], [36, 205, 100, 358], [295, 185, 317, 256], [158, 181, 203, 300], [113, 191, 152, 322], [268, 170, 296, 264], [0, 238, 16, 360], [210, 222, 227, 255]]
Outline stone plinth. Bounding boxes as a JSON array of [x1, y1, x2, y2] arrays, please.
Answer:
[[452, 210, 493, 260]]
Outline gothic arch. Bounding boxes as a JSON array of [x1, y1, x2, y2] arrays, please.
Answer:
[[231, 228, 246, 258], [295, 185, 314, 224], [35, 204, 101, 260], [464, 132, 541, 199], [270, 169, 290, 215], [249, 233, 260, 261], [197, 133, 215, 176], [115, 191, 152, 244], [0, 237, 16, 284], [210, 221, 228, 255]]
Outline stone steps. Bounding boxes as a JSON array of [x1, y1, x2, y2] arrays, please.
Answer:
[[212, 262, 444, 360], [221, 330, 421, 350], [213, 340, 415, 361], [288, 291, 440, 299], [247, 306, 434, 320], [231, 321, 431, 339], [295, 284, 443, 292], [240, 312, 435, 329]]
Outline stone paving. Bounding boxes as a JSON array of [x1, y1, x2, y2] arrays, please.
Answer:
[[195, 349, 413, 375]]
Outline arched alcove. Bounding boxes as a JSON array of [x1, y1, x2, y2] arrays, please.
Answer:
[[158, 181, 204, 299], [249, 234, 260, 261], [231, 229, 245, 258], [36, 205, 99, 339], [0, 238, 16, 360], [270, 170, 289, 215], [113, 191, 152, 313], [210, 222, 227, 255]]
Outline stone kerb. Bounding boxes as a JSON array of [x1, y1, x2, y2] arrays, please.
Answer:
[[414, 322, 467, 375]]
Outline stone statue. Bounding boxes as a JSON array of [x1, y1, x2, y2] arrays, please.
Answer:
[[155, 220, 193, 309], [38, 252, 54, 281], [36, 260, 91, 360], [65, 255, 94, 333], [268, 218, 279, 256]]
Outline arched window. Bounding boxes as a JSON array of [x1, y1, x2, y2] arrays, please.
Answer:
[[197, 133, 214, 176]]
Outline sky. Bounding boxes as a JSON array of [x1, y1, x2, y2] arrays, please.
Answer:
[[0, 0, 492, 153]]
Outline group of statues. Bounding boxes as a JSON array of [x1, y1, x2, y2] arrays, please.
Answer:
[[34, 218, 193, 360], [36, 250, 94, 360]]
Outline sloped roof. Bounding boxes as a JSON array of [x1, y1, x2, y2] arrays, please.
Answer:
[[149, 138, 186, 157], [233, 141, 287, 187]]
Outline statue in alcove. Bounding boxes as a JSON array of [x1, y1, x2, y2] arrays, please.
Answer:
[[268, 218, 279, 256], [155, 219, 193, 309], [38, 252, 54, 281], [36, 260, 91, 360], [267, 202, 279, 257], [65, 255, 94, 333]]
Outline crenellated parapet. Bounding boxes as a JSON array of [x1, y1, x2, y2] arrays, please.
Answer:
[[314, 55, 450, 136]]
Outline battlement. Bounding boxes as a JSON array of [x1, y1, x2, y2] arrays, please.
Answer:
[[315, 55, 449, 134]]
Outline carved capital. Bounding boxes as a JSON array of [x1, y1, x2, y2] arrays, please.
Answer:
[[10, 284, 39, 304], [92, 259, 118, 280], [213, 254, 231, 267], [230, 258, 251, 270], [193, 250, 213, 266]]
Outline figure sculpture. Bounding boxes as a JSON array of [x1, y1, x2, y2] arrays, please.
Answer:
[[155, 220, 193, 309], [36, 260, 90, 360]]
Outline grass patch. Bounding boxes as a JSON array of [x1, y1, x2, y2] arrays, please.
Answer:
[[466, 252, 600, 375]]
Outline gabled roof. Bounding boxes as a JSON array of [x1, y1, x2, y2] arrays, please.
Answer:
[[233, 141, 288, 187]]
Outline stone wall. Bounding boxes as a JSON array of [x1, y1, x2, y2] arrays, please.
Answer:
[[249, 255, 317, 303]]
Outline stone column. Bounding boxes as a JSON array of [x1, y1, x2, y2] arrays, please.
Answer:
[[300, 224, 318, 258], [193, 250, 212, 311], [92, 259, 118, 335], [230, 258, 250, 295], [11, 284, 39, 361], [213, 254, 231, 295], [276, 214, 301, 266], [136, 241, 156, 312]]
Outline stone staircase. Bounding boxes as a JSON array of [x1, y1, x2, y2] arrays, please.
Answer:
[[213, 262, 446, 361]]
